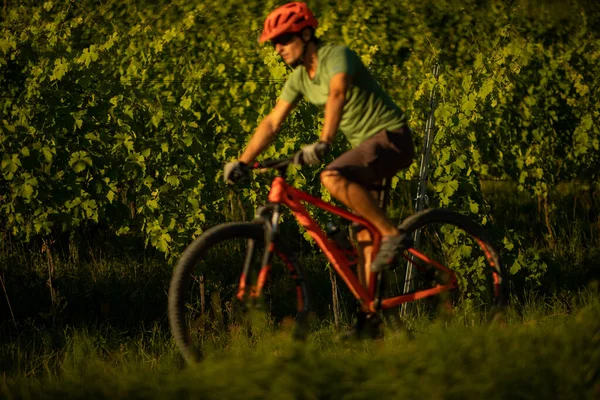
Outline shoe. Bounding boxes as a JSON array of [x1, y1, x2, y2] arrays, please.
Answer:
[[337, 312, 383, 341], [370, 235, 405, 273]]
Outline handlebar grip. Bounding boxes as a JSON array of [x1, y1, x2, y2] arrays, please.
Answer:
[[314, 141, 331, 158]]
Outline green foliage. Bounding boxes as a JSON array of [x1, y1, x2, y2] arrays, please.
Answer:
[[2, 295, 599, 398], [0, 0, 598, 290]]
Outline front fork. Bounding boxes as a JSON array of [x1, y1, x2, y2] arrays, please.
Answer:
[[237, 203, 311, 317], [237, 203, 280, 301]]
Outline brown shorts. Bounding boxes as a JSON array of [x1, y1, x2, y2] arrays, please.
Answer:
[[324, 125, 415, 190]]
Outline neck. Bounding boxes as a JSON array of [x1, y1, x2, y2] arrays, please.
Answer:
[[302, 41, 319, 79]]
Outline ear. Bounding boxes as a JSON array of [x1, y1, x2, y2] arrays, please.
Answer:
[[301, 28, 312, 42]]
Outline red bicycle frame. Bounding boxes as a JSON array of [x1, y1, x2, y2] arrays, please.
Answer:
[[251, 176, 458, 313]]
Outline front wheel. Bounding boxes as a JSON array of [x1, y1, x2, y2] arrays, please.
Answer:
[[168, 222, 310, 364], [383, 208, 508, 324]]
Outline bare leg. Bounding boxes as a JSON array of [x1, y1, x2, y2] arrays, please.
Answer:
[[356, 229, 373, 287], [321, 171, 399, 286], [320, 171, 398, 236]]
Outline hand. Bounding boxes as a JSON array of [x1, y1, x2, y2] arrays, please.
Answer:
[[293, 141, 331, 165], [223, 161, 249, 185]]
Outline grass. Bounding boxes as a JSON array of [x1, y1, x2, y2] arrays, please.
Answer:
[[0, 183, 599, 398], [1, 290, 599, 399]]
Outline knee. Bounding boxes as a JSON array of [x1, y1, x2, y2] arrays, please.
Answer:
[[320, 170, 343, 191]]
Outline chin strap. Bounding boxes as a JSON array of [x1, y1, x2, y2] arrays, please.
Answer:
[[291, 38, 311, 69]]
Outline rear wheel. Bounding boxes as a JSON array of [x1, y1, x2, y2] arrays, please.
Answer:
[[382, 208, 508, 325], [168, 222, 310, 363]]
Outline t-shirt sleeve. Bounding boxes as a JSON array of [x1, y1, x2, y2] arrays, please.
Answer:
[[279, 72, 302, 104], [325, 45, 359, 79]]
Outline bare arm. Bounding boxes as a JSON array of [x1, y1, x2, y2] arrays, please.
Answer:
[[239, 99, 295, 164], [320, 72, 351, 144]]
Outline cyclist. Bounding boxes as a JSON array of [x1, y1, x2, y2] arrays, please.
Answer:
[[224, 2, 415, 336]]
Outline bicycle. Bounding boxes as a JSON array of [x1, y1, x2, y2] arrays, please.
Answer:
[[168, 152, 508, 363]]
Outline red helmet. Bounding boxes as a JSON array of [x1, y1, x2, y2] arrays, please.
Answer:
[[259, 2, 318, 43]]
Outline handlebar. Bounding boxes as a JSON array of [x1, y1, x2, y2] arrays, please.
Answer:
[[251, 156, 295, 171], [250, 142, 330, 171]]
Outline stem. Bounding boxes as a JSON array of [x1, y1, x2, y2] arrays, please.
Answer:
[[211, 291, 223, 329], [329, 268, 340, 330], [544, 193, 555, 246], [200, 274, 205, 317], [43, 239, 57, 311], [0, 273, 17, 331]]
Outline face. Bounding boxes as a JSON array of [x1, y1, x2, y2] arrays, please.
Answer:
[[272, 33, 305, 65]]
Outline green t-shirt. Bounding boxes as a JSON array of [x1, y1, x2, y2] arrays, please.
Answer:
[[280, 44, 406, 148]]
